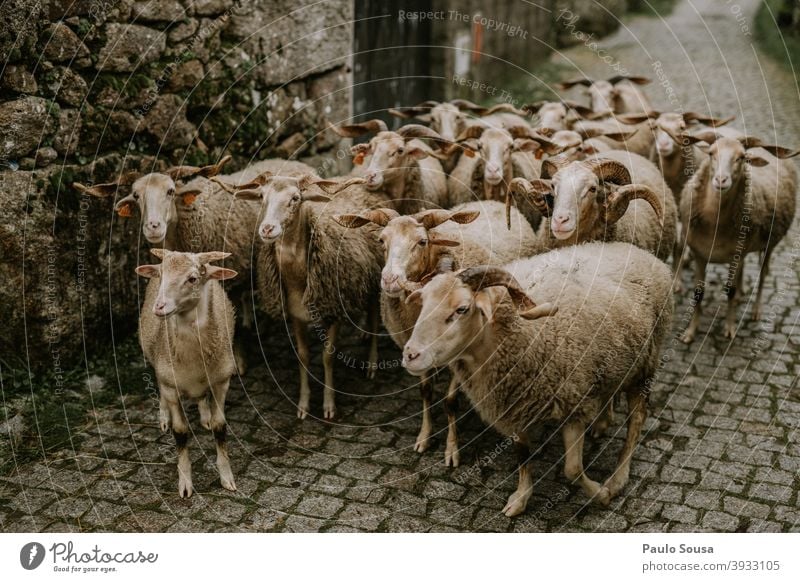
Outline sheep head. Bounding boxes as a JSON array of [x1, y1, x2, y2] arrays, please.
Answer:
[[533, 158, 663, 241], [216, 172, 364, 242], [333, 207, 479, 296], [73, 156, 231, 244], [135, 249, 237, 318], [558, 76, 651, 114], [389, 100, 485, 142], [692, 133, 800, 194], [330, 120, 450, 190], [523, 100, 595, 131], [401, 266, 557, 375]]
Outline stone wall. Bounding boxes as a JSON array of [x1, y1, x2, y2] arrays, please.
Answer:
[[0, 0, 353, 370]]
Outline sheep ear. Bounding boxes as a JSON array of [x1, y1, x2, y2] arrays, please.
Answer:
[[429, 237, 460, 247], [135, 265, 160, 278], [166, 155, 231, 181], [150, 248, 167, 259], [233, 189, 264, 201], [474, 290, 498, 322], [405, 146, 430, 160], [404, 289, 422, 305], [205, 265, 238, 281], [513, 138, 540, 153], [179, 188, 203, 206], [74, 181, 120, 198], [301, 191, 332, 202], [746, 155, 769, 167], [450, 210, 480, 224]]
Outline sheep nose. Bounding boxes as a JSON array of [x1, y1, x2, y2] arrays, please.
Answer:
[[382, 273, 398, 286], [712, 175, 731, 190], [148, 221, 161, 230], [553, 214, 570, 226], [261, 224, 274, 237], [405, 348, 420, 361]]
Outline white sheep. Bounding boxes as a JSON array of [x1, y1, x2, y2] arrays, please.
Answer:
[[333, 200, 540, 466], [676, 134, 798, 342], [401, 242, 674, 516], [329, 120, 450, 213], [135, 249, 239, 498], [557, 75, 653, 115], [218, 172, 386, 420]]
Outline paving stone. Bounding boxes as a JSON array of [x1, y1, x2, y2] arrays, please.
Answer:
[[701, 511, 740, 532], [295, 494, 345, 519]]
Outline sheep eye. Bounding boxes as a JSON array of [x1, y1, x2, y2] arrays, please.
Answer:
[[417, 239, 428, 247], [292, 194, 301, 202], [187, 276, 198, 284], [455, 305, 469, 315], [396, 148, 405, 156], [167, 188, 175, 196]]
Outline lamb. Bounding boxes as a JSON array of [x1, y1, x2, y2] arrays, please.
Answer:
[[329, 120, 451, 213], [333, 200, 540, 466], [218, 171, 386, 420], [676, 134, 798, 343], [401, 242, 674, 516], [557, 75, 653, 115], [507, 151, 678, 264], [135, 249, 239, 498], [446, 125, 563, 229]]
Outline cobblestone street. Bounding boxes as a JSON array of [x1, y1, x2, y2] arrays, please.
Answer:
[[2, 0, 799, 532]]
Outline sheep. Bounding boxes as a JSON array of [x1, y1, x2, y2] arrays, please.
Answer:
[[521, 99, 595, 132], [569, 116, 656, 158], [74, 157, 316, 332], [557, 75, 653, 115], [676, 134, 798, 343], [622, 111, 734, 198], [217, 171, 386, 420], [446, 125, 563, 229], [333, 200, 540, 466], [547, 127, 636, 161], [507, 151, 678, 265], [329, 120, 451, 214], [135, 249, 239, 498], [400, 241, 674, 516]]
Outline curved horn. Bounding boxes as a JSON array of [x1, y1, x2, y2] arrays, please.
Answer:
[[608, 75, 651, 86], [457, 266, 558, 320], [165, 155, 232, 181], [682, 112, 735, 127], [506, 178, 552, 228], [455, 125, 486, 141], [333, 208, 400, 228], [602, 184, 664, 226], [328, 119, 388, 138], [540, 157, 571, 179], [583, 158, 632, 185], [556, 78, 594, 90], [396, 124, 450, 147], [450, 99, 488, 113]]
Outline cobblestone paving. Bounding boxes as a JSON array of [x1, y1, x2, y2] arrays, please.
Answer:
[[2, 0, 799, 532]]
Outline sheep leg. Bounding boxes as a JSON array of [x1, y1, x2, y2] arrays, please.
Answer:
[[292, 317, 312, 420], [198, 395, 212, 430], [681, 254, 708, 343], [673, 224, 689, 293], [752, 247, 773, 321], [590, 397, 614, 438], [366, 301, 379, 380], [163, 387, 192, 498], [443, 374, 460, 467], [562, 421, 609, 506], [503, 435, 534, 517], [158, 392, 171, 433], [603, 390, 647, 499], [724, 259, 745, 339], [414, 373, 433, 454], [210, 380, 236, 492], [322, 322, 339, 420]]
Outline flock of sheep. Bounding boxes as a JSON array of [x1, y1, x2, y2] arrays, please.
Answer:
[[74, 74, 798, 518]]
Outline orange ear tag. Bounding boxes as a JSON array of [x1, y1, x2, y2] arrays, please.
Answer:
[[117, 204, 132, 217], [182, 193, 198, 206], [353, 152, 365, 165], [464, 149, 476, 158], [535, 149, 544, 160]]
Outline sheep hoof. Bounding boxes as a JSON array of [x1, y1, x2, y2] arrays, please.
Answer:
[[220, 476, 237, 492], [751, 308, 761, 321], [502, 492, 529, 518], [413, 435, 431, 454], [680, 330, 695, 344], [673, 281, 684, 294], [159, 413, 171, 433], [444, 445, 460, 467], [724, 324, 737, 340], [366, 366, 376, 380], [323, 404, 337, 421], [593, 487, 611, 507], [297, 406, 309, 420], [178, 477, 193, 499]]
